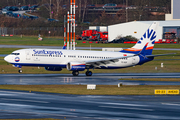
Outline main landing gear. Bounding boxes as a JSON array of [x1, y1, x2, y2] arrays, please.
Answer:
[[72, 71, 79, 76], [72, 70, 93, 76], [86, 71, 92, 76]]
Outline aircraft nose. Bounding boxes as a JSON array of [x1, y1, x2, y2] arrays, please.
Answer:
[[4, 55, 10, 62]]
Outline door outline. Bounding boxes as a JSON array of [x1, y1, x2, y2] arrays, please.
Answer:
[[26, 50, 31, 60], [132, 57, 136, 64]]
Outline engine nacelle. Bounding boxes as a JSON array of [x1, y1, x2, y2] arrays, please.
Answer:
[[67, 62, 86, 71], [45, 66, 62, 71]]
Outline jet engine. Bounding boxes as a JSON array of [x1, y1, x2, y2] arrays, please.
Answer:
[[67, 62, 86, 71]]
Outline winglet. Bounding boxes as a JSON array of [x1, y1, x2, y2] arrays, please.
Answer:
[[62, 43, 67, 49]]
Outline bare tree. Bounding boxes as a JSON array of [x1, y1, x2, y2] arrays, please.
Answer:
[[82, 0, 87, 23], [78, 0, 82, 22], [54, 0, 63, 19], [14, 0, 18, 5], [133, 0, 148, 21], [56, 0, 60, 18], [49, 0, 52, 18], [42, 0, 52, 18], [23, 0, 26, 5]]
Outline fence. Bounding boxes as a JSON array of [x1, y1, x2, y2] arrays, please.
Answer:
[[0, 26, 88, 36]]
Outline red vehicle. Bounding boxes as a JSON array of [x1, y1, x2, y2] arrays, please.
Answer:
[[162, 32, 178, 43], [81, 30, 98, 40], [89, 31, 108, 41], [100, 31, 108, 41]]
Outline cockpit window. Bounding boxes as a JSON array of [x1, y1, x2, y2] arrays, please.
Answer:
[[11, 53, 20, 55]]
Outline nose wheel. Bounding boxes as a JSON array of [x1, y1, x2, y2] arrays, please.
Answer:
[[86, 71, 92, 76], [18, 69, 22, 73]]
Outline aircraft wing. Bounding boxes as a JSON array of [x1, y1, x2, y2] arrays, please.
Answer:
[[146, 53, 176, 58], [84, 54, 136, 68]]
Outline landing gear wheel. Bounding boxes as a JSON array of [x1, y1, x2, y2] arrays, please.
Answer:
[[86, 71, 92, 76], [18, 69, 22, 73], [72, 71, 79, 76]]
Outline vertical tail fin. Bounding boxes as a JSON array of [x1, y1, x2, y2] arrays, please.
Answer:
[[138, 42, 148, 56], [122, 22, 159, 55]]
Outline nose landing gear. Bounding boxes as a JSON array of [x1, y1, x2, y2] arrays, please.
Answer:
[[18, 68, 22, 73]]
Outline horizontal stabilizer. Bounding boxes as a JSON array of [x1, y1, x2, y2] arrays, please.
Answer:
[[146, 53, 176, 58]]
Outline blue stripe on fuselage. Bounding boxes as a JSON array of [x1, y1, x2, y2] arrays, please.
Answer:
[[10, 63, 131, 69], [137, 55, 154, 65], [10, 63, 66, 68]]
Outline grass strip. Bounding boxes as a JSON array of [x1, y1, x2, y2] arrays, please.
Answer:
[[0, 85, 180, 95], [0, 35, 180, 48]]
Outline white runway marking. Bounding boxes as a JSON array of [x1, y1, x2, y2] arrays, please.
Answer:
[[162, 103, 180, 106], [99, 106, 154, 111], [0, 98, 49, 103]]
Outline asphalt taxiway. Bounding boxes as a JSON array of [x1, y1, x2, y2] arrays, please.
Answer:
[[0, 73, 180, 85], [1, 73, 180, 119], [0, 90, 180, 120]]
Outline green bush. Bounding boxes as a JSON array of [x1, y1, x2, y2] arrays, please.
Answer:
[[124, 35, 138, 41]]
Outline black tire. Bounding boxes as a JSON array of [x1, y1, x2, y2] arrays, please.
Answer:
[[72, 71, 79, 76], [86, 71, 92, 76], [18, 69, 22, 73]]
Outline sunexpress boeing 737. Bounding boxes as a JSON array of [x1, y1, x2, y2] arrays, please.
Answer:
[[4, 22, 173, 76]]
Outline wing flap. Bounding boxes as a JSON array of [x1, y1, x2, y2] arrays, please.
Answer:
[[85, 54, 136, 68]]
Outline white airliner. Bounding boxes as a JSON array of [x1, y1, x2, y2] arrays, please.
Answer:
[[4, 22, 173, 76]]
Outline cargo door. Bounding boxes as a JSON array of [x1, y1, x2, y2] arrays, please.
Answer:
[[132, 57, 136, 64]]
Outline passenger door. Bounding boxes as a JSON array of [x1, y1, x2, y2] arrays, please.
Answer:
[[26, 50, 31, 60]]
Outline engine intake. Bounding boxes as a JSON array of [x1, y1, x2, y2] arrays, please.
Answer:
[[67, 62, 86, 71], [45, 66, 62, 71]]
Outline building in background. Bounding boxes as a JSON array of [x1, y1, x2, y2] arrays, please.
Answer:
[[108, 21, 180, 42], [166, 0, 180, 21], [108, 0, 180, 42], [89, 26, 108, 32]]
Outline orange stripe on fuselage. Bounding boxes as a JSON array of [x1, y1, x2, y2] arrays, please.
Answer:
[[146, 46, 154, 50], [123, 46, 154, 51], [123, 48, 142, 52]]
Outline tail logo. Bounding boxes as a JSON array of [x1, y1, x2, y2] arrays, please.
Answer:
[[138, 29, 156, 44]]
